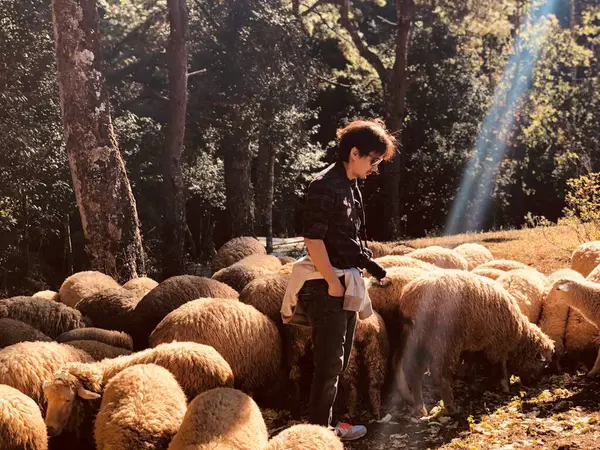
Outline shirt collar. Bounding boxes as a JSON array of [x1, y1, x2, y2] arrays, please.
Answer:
[[334, 161, 356, 186]]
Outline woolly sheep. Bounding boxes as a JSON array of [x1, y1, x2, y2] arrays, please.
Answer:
[[340, 311, 389, 420], [399, 271, 554, 415], [265, 424, 343, 450], [551, 277, 600, 376], [0, 341, 93, 408], [211, 236, 266, 272], [0, 296, 88, 339], [57, 328, 133, 350], [43, 342, 234, 437], [32, 290, 59, 302], [212, 264, 273, 293], [238, 273, 289, 323], [168, 388, 268, 450], [564, 310, 600, 374], [236, 253, 283, 271], [388, 244, 415, 256], [495, 269, 547, 324], [130, 275, 238, 349], [0, 384, 48, 450], [366, 241, 391, 258], [277, 255, 297, 265], [150, 298, 283, 397], [95, 364, 186, 450], [471, 267, 506, 280], [373, 255, 437, 271], [0, 318, 52, 348], [278, 262, 294, 275], [58, 271, 120, 308], [121, 276, 159, 295], [454, 243, 494, 270], [476, 259, 530, 272], [63, 341, 132, 360], [571, 241, 600, 277], [406, 246, 469, 270], [75, 287, 143, 334], [587, 264, 600, 283]]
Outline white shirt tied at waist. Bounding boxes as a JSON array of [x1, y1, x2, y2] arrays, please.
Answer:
[[281, 255, 373, 326]]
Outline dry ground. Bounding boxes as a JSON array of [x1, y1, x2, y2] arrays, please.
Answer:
[[264, 225, 600, 449]]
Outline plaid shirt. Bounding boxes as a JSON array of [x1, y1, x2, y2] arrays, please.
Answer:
[[302, 162, 363, 269]]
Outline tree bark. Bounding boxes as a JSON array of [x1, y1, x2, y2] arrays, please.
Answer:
[[223, 134, 255, 238], [51, 0, 145, 281], [255, 140, 275, 253], [162, 0, 189, 277]]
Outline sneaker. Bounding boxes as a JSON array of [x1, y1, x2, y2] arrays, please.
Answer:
[[334, 422, 367, 441]]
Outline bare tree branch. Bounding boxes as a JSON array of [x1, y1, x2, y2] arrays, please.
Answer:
[[187, 68, 207, 77], [300, 0, 328, 17]]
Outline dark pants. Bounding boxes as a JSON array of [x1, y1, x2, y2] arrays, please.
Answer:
[[298, 277, 357, 427]]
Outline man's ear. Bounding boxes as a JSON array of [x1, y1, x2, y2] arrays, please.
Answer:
[[350, 147, 359, 160]]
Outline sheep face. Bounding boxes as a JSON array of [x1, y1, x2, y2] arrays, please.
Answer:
[[43, 376, 99, 436], [513, 335, 555, 384]]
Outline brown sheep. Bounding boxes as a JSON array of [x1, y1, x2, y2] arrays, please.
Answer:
[[75, 287, 143, 334], [130, 275, 238, 349], [495, 269, 547, 324], [150, 298, 283, 398], [43, 342, 234, 437], [406, 246, 469, 270], [340, 311, 389, 420], [388, 244, 415, 256], [0, 384, 48, 450], [168, 388, 268, 450], [471, 267, 506, 280], [57, 328, 133, 350], [571, 241, 600, 277], [0, 296, 88, 339], [399, 271, 554, 415], [63, 341, 132, 360], [121, 276, 158, 295], [476, 259, 530, 272], [211, 236, 266, 272], [94, 364, 187, 450], [0, 318, 52, 348], [212, 264, 273, 293], [587, 264, 600, 283], [265, 424, 343, 450], [277, 255, 297, 265], [373, 255, 437, 271], [366, 241, 391, 258], [454, 243, 494, 270], [32, 290, 59, 302], [58, 271, 120, 308], [238, 273, 289, 323], [0, 341, 93, 408]]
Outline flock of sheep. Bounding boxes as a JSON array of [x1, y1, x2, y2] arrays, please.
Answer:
[[2, 236, 600, 449]]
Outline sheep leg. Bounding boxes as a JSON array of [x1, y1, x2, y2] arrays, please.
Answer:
[[402, 355, 426, 416], [431, 351, 460, 416], [587, 347, 600, 377], [499, 360, 510, 393]]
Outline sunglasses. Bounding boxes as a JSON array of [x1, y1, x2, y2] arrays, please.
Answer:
[[369, 155, 384, 167]]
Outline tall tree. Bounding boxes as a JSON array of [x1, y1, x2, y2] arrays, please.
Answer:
[[163, 0, 189, 276], [51, 0, 145, 281]]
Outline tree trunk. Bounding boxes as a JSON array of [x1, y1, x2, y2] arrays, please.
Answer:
[[51, 0, 145, 281], [382, 0, 414, 240], [255, 140, 275, 253], [162, 0, 188, 277], [223, 134, 255, 238]]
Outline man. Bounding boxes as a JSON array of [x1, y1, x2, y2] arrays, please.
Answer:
[[282, 119, 396, 441]]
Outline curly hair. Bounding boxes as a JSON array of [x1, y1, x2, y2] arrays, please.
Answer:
[[335, 118, 397, 162]]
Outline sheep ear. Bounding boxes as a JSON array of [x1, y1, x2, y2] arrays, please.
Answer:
[[77, 386, 100, 400], [557, 283, 570, 292]]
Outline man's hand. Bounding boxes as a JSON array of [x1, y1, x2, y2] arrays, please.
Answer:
[[328, 278, 345, 297]]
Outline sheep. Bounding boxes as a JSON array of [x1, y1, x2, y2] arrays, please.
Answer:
[[58, 271, 121, 308], [476, 259, 530, 272], [211, 236, 266, 272], [471, 267, 506, 280], [340, 310, 389, 420], [130, 275, 238, 349], [57, 328, 133, 350], [587, 264, 600, 283], [366, 241, 391, 258], [75, 287, 143, 334], [63, 341, 132, 360], [277, 255, 297, 265], [167, 388, 268, 450], [238, 273, 289, 323], [150, 298, 283, 398], [95, 364, 187, 450], [0, 384, 48, 450], [495, 269, 547, 324], [550, 277, 600, 376], [235, 253, 283, 271], [406, 246, 469, 270], [373, 255, 437, 271], [454, 243, 494, 270], [0, 318, 52, 348], [0, 341, 93, 408], [571, 241, 600, 277], [265, 424, 343, 450], [564, 310, 600, 375], [389, 244, 415, 256], [32, 290, 59, 302], [42, 342, 234, 437], [399, 271, 554, 415], [0, 296, 88, 339], [212, 264, 273, 293], [278, 262, 295, 275], [122, 276, 159, 295]]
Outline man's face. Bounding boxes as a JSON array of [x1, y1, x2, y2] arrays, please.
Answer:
[[355, 151, 384, 179]]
